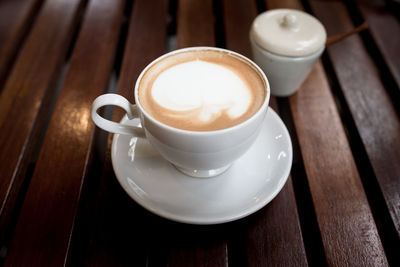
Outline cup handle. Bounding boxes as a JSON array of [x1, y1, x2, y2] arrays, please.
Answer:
[[91, 93, 145, 137]]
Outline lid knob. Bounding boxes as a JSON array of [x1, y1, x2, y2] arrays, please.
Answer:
[[281, 14, 299, 31], [251, 9, 327, 56]]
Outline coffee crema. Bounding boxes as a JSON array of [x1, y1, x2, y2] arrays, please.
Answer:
[[138, 49, 266, 131]]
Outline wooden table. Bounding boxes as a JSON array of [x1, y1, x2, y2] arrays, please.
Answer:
[[0, 0, 399, 266]]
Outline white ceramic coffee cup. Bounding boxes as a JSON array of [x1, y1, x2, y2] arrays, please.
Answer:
[[250, 9, 326, 97], [92, 47, 270, 178]]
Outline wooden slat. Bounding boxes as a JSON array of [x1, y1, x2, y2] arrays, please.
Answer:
[[246, 179, 308, 266], [266, 0, 303, 10], [290, 62, 388, 266], [4, 0, 125, 265], [65, 0, 169, 265], [165, 232, 228, 267], [0, 0, 84, 248], [116, 0, 168, 100], [0, 0, 43, 89], [177, 0, 215, 48], [222, 0, 256, 57], [355, 0, 400, 88], [223, 0, 308, 266], [266, 0, 388, 265], [158, 1, 228, 266], [309, 0, 400, 240]]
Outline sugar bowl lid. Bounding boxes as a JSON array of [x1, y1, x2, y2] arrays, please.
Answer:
[[251, 9, 326, 57]]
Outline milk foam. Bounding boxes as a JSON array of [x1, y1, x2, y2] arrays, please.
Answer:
[[151, 60, 252, 124]]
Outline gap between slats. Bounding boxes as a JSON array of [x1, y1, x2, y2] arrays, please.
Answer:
[[300, 0, 400, 265], [0, 0, 89, 263], [341, 0, 400, 118], [268, 1, 390, 264], [213, 0, 225, 49], [65, 1, 133, 265], [170, 0, 230, 266], [277, 98, 327, 267], [66, 0, 169, 265], [47, 0, 397, 266], [253, 1, 328, 266], [320, 48, 400, 267]]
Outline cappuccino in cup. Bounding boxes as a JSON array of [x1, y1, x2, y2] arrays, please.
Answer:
[[138, 49, 266, 131], [92, 47, 270, 177]]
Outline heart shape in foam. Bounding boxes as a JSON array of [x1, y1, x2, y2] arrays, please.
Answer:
[[151, 60, 252, 123]]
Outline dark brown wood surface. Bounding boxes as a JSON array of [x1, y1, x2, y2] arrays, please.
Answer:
[[222, 0, 256, 57], [267, 0, 390, 265], [177, 0, 215, 48], [0, 0, 85, 250], [223, 0, 308, 266], [266, 0, 303, 10], [355, 0, 400, 89], [0, 0, 43, 88], [65, 0, 169, 265], [168, 1, 228, 266], [291, 61, 387, 266], [309, 0, 400, 241], [3, 0, 125, 265], [0, 0, 398, 266]]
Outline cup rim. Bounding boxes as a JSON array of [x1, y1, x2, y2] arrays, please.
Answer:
[[134, 46, 270, 136]]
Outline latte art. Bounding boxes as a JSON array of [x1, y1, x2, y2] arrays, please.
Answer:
[[138, 49, 266, 131], [151, 60, 252, 124]]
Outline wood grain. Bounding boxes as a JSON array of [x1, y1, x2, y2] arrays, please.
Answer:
[[246, 178, 308, 267], [223, 0, 308, 266], [310, 0, 400, 241], [0, 0, 397, 266], [177, 0, 215, 48], [0, 0, 43, 89], [290, 62, 387, 266], [222, 0, 257, 57], [116, 0, 169, 101], [267, 0, 389, 265], [4, 0, 125, 265], [164, 1, 228, 266], [165, 229, 229, 267], [65, 0, 169, 265], [355, 0, 400, 88], [0, 0, 84, 249]]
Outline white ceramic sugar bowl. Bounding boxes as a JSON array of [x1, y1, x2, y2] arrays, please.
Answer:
[[250, 9, 326, 97]]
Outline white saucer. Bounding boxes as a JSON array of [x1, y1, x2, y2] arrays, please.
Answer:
[[111, 108, 292, 224]]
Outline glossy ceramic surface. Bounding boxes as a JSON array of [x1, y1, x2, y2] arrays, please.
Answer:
[[250, 36, 324, 97], [251, 9, 326, 57], [93, 47, 270, 177], [111, 108, 292, 224]]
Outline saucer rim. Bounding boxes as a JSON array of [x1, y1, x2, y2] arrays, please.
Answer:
[[111, 108, 292, 224]]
